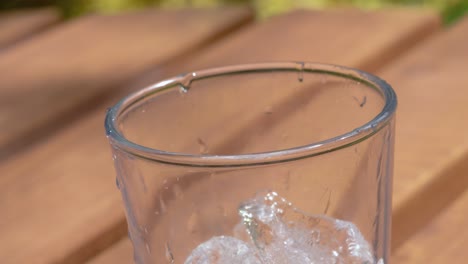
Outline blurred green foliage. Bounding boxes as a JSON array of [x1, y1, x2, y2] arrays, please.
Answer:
[[1, 0, 467, 24]]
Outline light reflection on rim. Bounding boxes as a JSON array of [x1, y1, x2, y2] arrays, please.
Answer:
[[105, 62, 396, 167]]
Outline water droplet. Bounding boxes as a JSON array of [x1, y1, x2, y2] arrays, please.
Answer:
[[165, 243, 174, 263], [179, 85, 189, 93], [145, 243, 151, 254], [297, 62, 305, 82], [115, 177, 120, 190], [197, 137, 209, 154], [179, 72, 197, 93], [159, 195, 167, 213], [284, 171, 291, 190], [112, 154, 117, 161], [323, 189, 332, 214], [359, 95, 367, 107], [173, 184, 184, 199], [138, 173, 147, 193], [187, 212, 198, 233]]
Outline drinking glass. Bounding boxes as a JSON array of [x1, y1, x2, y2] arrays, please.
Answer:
[[105, 62, 396, 264]]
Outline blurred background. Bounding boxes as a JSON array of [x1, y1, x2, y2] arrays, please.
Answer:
[[1, 0, 467, 24], [1, 0, 468, 263]]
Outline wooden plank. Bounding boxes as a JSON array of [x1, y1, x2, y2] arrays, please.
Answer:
[[392, 189, 468, 264], [376, 17, 468, 250], [0, 7, 253, 158], [0, 7, 253, 264], [160, 8, 440, 72], [0, 8, 60, 49], [77, 11, 437, 263]]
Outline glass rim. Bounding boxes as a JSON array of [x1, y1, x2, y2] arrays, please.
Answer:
[[105, 62, 397, 167]]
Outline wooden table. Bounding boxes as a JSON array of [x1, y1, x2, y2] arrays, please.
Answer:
[[0, 6, 466, 264]]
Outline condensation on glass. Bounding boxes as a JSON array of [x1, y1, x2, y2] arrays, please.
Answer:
[[105, 62, 396, 264]]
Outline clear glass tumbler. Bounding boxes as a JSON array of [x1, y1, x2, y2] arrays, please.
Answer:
[[105, 62, 396, 264]]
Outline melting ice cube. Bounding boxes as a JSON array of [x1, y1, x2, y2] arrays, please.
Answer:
[[184, 236, 261, 264], [238, 191, 375, 264], [185, 191, 378, 264]]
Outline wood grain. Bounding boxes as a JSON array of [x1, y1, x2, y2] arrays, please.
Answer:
[[392, 189, 468, 264], [0, 7, 253, 158], [87, 239, 134, 264], [161, 8, 440, 72], [73, 9, 441, 263], [0, 8, 60, 49], [377, 17, 468, 250], [0, 7, 253, 264]]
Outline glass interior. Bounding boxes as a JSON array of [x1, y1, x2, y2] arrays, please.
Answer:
[[115, 64, 386, 158]]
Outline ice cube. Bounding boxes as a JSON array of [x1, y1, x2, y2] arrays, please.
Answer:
[[185, 191, 380, 264], [184, 236, 261, 264], [238, 191, 375, 264]]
